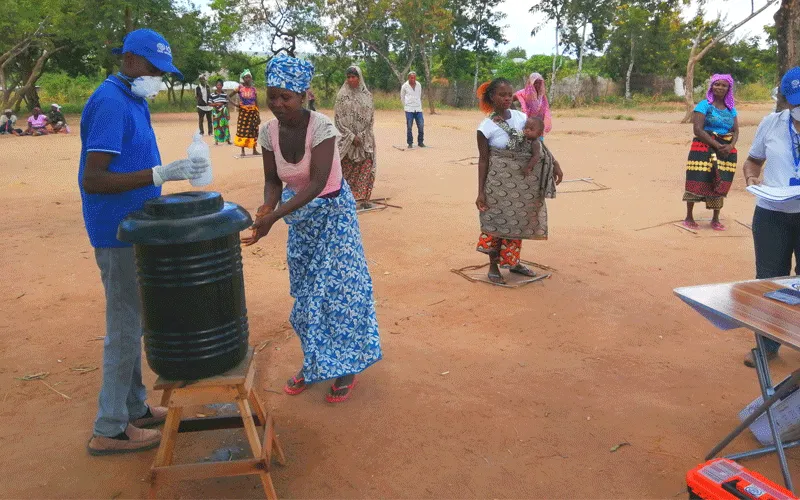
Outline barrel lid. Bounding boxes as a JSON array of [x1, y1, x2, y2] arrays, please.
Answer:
[[118, 191, 253, 245], [144, 191, 223, 219]]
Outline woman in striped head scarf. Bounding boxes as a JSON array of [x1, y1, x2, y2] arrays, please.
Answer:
[[242, 54, 382, 404]]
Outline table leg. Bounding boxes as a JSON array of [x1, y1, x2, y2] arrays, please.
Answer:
[[706, 368, 800, 460], [727, 438, 800, 461], [754, 333, 794, 492]]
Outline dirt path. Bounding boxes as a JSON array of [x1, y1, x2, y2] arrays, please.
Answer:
[[2, 104, 797, 498]]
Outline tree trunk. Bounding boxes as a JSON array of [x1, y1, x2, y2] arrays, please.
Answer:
[[472, 0, 486, 103], [180, 84, 185, 109], [549, 25, 560, 101], [573, 21, 588, 102], [775, 0, 800, 111], [682, 52, 698, 123], [125, 5, 134, 33], [0, 38, 35, 109], [9, 47, 64, 111], [361, 39, 415, 85], [625, 39, 635, 100], [420, 42, 436, 115]]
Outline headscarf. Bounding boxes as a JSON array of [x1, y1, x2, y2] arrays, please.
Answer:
[[240, 69, 252, 81], [707, 74, 735, 110], [51, 103, 61, 110], [335, 65, 375, 162], [515, 73, 552, 134], [266, 54, 314, 93]]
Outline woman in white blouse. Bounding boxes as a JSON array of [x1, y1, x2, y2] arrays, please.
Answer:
[[475, 77, 563, 285]]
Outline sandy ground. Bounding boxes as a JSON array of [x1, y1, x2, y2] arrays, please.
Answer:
[[2, 103, 798, 499]]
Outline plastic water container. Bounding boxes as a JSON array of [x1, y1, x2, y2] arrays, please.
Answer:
[[187, 133, 212, 187], [117, 191, 253, 380]]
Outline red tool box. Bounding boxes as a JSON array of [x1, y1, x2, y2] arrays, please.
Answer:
[[687, 459, 796, 500]]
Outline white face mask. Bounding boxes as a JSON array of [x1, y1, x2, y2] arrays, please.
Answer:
[[791, 107, 800, 122], [131, 76, 162, 98]]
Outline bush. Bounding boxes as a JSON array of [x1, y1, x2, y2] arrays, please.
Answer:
[[37, 72, 103, 108], [736, 81, 774, 102]]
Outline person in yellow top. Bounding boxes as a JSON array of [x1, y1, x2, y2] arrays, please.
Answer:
[[233, 69, 261, 157]]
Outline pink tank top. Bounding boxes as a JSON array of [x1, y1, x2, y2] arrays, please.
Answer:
[[268, 113, 342, 196]]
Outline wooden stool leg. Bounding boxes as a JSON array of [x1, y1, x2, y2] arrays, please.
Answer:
[[237, 398, 262, 457], [260, 470, 279, 500], [159, 388, 172, 407], [153, 407, 183, 467], [248, 389, 267, 427], [267, 417, 287, 466], [148, 475, 159, 500]]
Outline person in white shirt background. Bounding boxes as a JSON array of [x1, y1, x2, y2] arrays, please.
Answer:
[[195, 75, 213, 136], [0, 109, 22, 135], [400, 71, 425, 148], [741, 66, 800, 367]]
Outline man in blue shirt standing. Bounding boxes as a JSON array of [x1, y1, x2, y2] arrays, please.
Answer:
[[80, 29, 209, 455]]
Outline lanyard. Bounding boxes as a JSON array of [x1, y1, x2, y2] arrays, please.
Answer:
[[790, 116, 800, 176]]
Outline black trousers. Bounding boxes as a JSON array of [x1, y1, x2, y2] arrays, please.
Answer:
[[752, 205, 800, 353], [197, 109, 212, 135]]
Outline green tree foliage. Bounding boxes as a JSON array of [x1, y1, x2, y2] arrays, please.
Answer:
[[209, 0, 327, 58]]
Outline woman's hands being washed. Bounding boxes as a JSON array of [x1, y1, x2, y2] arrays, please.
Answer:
[[241, 205, 277, 246]]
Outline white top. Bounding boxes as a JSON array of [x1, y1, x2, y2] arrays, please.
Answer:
[[400, 81, 423, 112], [197, 86, 212, 112], [477, 110, 527, 149], [0, 114, 16, 126], [749, 110, 800, 213]]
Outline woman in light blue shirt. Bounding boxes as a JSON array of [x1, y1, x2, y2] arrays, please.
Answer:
[[683, 74, 739, 231]]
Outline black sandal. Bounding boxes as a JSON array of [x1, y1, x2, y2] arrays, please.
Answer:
[[487, 269, 505, 284], [509, 264, 537, 277]]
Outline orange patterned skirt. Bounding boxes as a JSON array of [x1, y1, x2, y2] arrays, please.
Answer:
[[476, 233, 522, 268]]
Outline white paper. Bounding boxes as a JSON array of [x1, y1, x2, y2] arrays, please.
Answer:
[[746, 184, 800, 202]]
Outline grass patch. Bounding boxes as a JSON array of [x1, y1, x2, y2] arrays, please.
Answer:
[[736, 81, 773, 102]]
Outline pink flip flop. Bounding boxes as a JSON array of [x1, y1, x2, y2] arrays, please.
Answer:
[[711, 221, 727, 231], [283, 375, 307, 395], [682, 220, 700, 230], [325, 378, 357, 403]]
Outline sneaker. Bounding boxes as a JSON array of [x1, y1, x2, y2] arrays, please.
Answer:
[[419, 143, 426, 147], [87, 424, 161, 456], [407, 144, 413, 149], [743, 350, 778, 368], [130, 405, 168, 428]]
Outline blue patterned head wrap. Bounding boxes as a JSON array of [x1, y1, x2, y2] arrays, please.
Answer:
[[266, 54, 314, 93]]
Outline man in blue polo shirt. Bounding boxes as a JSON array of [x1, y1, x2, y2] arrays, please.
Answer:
[[80, 29, 209, 455]]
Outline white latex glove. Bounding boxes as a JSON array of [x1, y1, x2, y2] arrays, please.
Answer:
[[152, 158, 209, 187]]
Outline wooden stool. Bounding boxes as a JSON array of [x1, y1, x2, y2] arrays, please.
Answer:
[[148, 347, 286, 499]]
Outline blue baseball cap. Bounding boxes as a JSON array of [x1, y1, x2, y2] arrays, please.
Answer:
[[112, 29, 184, 81], [781, 67, 800, 106]]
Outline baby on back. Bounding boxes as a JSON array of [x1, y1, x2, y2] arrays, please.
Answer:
[[492, 114, 546, 175]]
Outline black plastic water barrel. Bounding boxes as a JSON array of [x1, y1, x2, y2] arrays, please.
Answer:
[[118, 191, 252, 380]]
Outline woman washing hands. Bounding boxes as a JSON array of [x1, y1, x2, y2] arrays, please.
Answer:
[[242, 55, 382, 403], [475, 78, 563, 285]]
